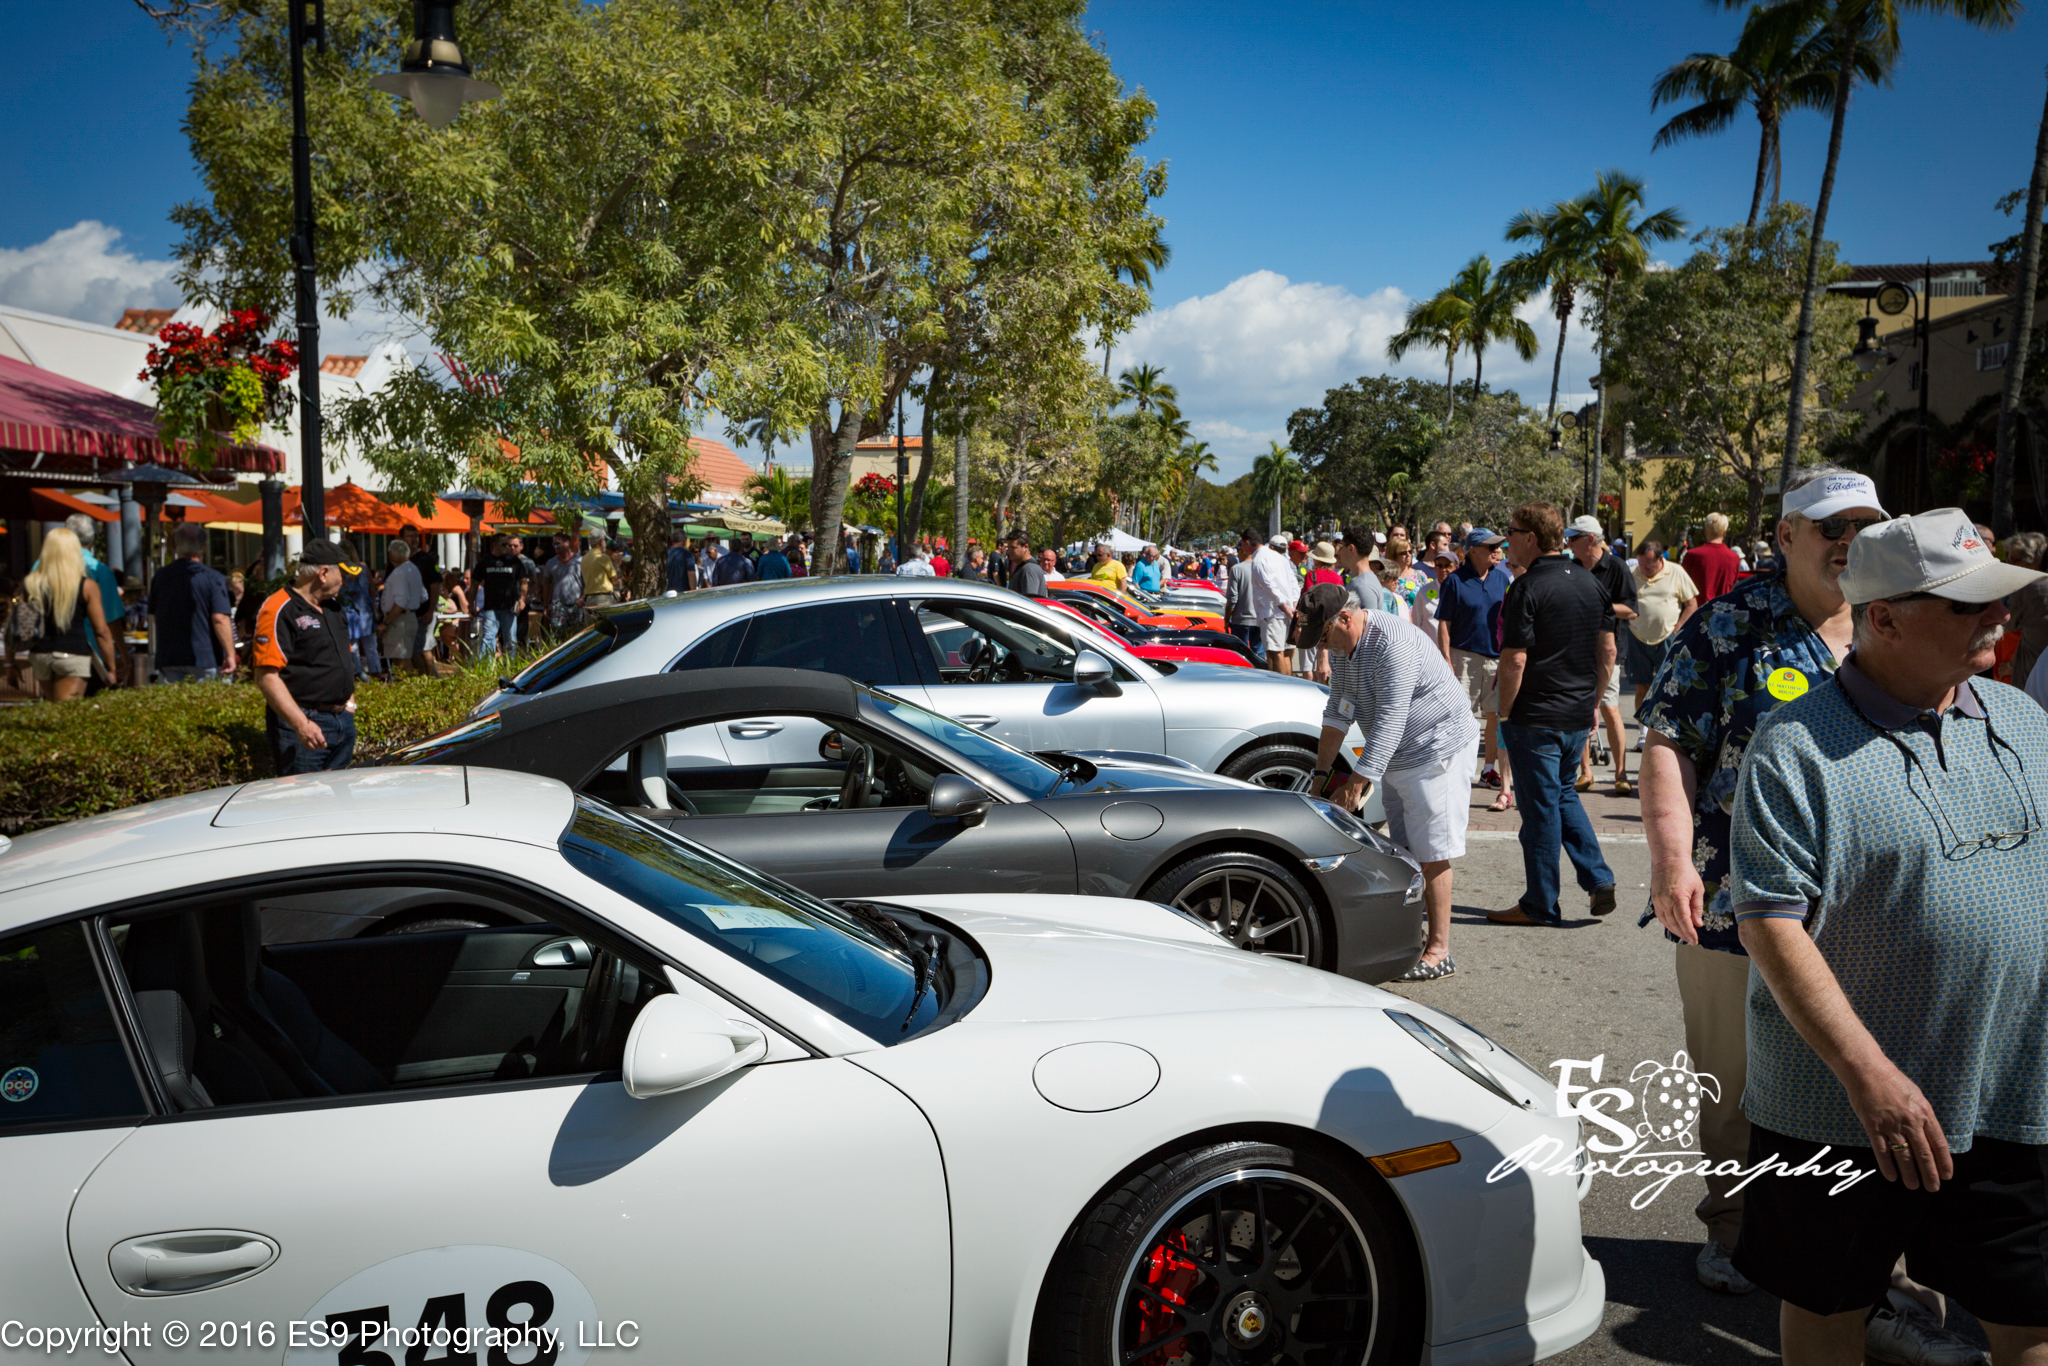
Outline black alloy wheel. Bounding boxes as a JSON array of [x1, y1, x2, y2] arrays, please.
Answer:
[[1144, 852, 1325, 970], [1035, 1140, 1421, 1366], [1219, 744, 1313, 793]]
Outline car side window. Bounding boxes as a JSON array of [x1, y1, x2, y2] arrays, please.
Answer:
[[107, 882, 667, 1114], [0, 921, 148, 1132], [671, 617, 750, 672], [913, 600, 1123, 685], [732, 602, 904, 686]]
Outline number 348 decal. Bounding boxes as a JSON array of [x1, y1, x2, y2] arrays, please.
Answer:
[[287, 1247, 602, 1366]]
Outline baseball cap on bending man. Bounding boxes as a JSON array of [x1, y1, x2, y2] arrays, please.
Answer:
[[1783, 470, 1888, 523], [1297, 581, 1352, 647], [1838, 507, 2045, 606]]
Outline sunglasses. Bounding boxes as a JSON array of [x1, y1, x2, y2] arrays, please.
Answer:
[[1812, 516, 1883, 540], [1507, 526, 1532, 537], [1884, 592, 2002, 616]]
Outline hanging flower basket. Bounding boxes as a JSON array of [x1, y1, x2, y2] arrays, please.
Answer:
[[138, 310, 297, 469]]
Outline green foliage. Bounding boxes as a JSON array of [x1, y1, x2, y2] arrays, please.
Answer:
[[1178, 474, 1254, 542], [1602, 205, 1858, 546], [1409, 393, 1576, 532], [0, 657, 519, 834], [1288, 375, 1444, 529]]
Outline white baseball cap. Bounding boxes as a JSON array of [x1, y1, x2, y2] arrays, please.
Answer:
[[1784, 470, 1887, 522], [1839, 507, 2044, 606], [1564, 514, 1604, 540]]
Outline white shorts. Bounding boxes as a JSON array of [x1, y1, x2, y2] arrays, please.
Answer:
[[1262, 617, 1290, 653], [1379, 746, 1473, 863]]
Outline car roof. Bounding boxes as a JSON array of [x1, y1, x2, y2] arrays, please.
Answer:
[[426, 668, 867, 787], [0, 767, 575, 912]]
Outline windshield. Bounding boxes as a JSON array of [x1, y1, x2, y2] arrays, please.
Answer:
[[866, 690, 1067, 799], [394, 714, 500, 765], [501, 604, 655, 698], [560, 799, 940, 1038]]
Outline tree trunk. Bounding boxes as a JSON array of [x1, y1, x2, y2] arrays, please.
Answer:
[[1780, 45, 1857, 507], [1994, 68, 2048, 538], [1769, 125, 1784, 214], [619, 470, 668, 600], [908, 374, 939, 551], [1546, 296, 1573, 424], [809, 402, 865, 577], [1591, 274, 1614, 514], [1444, 352, 1457, 424], [953, 402, 970, 570], [1748, 114, 1773, 229], [1744, 473, 1768, 552], [1472, 348, 1485, 407]]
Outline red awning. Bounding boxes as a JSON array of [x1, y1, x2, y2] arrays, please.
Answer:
[[0, 354, 285, 475]]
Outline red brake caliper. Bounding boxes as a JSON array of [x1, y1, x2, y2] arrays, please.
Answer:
[[1133, 1230, 1204, 1366]]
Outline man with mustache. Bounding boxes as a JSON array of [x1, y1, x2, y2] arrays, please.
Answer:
[[1730, 508, 2048, 1366]]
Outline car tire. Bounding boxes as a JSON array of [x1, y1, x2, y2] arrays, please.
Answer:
[[1220, 743, 1313, 792], [1143, 851, 1327, 970], [1034, 1138, 1423, 1366]]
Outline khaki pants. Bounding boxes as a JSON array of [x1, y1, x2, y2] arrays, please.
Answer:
[[1676, 941, 1751, 1247]]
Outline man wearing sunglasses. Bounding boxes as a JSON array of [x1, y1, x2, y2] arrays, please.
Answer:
[[1729, 507, 2048, 1366], [1637, 465, 1895, 1303]]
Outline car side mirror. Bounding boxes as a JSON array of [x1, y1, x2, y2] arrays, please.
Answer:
[[928, 773, 995, 827], [819, 730, 846, 762], [621, 995, 768, 1099], [1072, 649, 1118, 694]]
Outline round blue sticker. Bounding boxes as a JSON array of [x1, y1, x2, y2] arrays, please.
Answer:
[[1, 1066, 38, 1103]]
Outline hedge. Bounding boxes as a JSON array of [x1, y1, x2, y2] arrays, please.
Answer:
[[0, 655, 528, 835]]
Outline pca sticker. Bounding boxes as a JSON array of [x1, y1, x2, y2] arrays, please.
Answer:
[[289, 1246, 599, 1366], [0, 1066, 37, 1102], [1766, 667, 1809, 702]]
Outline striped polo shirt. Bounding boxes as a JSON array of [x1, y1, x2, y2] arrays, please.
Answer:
[[1323, 609, 1478, 779]]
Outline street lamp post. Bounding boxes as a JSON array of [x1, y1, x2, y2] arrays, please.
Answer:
[[894, 393, 908, 567]]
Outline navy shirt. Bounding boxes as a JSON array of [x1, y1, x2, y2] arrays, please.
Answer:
[[1438, 562, 1511, 658], [148, 558, 232, 669]]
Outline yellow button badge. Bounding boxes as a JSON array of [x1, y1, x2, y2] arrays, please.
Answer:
[[1766, 667, 1809, 702]]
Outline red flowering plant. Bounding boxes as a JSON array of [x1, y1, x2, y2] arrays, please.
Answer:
[[138, 310, 298, 466], [845, 471, 898, 528], [853, 473, 897, 498], [1935, 440, 1997, 502]]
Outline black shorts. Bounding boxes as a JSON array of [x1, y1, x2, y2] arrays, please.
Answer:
[[1733, 1123, 2048, 1325]]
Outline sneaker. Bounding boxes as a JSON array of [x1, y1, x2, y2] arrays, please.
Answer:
[[1480, 766, 1502, 789], [1867, 1300, 1991, 1366], [1694, 1241, 1754, 1295], [1589, 886, 1617, 917], [1630, 733, 1645, 753]]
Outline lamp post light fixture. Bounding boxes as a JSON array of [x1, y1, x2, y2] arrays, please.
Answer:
[[370, 1, 503, 131]]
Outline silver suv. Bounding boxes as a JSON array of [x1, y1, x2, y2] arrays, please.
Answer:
[[476, 577, 1333, 789]]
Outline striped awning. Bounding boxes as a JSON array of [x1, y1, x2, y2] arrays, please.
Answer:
[[0, 353, 284, 475]]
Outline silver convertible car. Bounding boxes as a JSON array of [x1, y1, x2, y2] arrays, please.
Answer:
[[474, 577, 1338, 792]]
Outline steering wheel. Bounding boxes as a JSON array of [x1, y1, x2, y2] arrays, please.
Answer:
[[661, 780, 701, 816], [958, 634, 991, 683], [838, 740, 875, 810], [572, 949, 622, 1071]]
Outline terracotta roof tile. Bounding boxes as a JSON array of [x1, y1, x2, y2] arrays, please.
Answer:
[[319, 354, 368, 378], [1843, 261, 2008, 287], [855, 434, 925, 451], [685, 436, 756, 502], [113, 308, 176, 336]]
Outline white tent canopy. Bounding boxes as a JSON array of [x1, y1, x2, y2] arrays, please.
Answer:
[[1065, 526, 1150, 555]]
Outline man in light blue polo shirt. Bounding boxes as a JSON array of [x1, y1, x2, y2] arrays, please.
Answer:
[[1731, 508, 2048, 1366]]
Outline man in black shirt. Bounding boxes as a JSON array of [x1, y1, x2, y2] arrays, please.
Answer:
[[1488, 501, 1617, 927], [475, 534, 529, 656], [1004, 531, 1048, 597], [1565, 515, 1638, 794], [253, 539, 359, 773]]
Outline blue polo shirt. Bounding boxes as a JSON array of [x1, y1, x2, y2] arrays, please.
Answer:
[[1438, 562, 1510, 657], [1732, 663, 2048, 1150], [147, 557, 232, 669], [1130, 558, 1162, 593]]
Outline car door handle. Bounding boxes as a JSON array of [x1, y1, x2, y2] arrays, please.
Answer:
[[727, 720, 784, 737], [109, 1232, 279, 1295], [955, 715, 1000, 730]]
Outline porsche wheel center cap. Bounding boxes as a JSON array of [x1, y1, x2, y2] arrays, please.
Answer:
[[1224, 1291, 1270, 1346]]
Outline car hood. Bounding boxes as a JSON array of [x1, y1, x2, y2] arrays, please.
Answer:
[[880, 893, 1393, 1022], [1048, 751, 1254, 795], [1158, 661, 1329, 693]]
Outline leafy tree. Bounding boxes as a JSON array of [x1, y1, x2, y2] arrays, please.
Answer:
[[1179, 473, 1254, 542], [1117, 363, 1177, 415], [1388, 256, 1535, 423], [1286, 375, 1442, 530], [1100, 235, 1171, 377], [1386, 311, 1465, 423], [1160, 440, 1218, 548], [1601, 206, 1858, 547], [1758, 0, 2019, 507], [745, 466, 811, 527], [1651, 5, 1853, 227], [1409, 393, 1576, 532], [1552, 170, 1688, 512]]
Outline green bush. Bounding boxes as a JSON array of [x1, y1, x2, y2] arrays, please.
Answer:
[[0, 654, 530, 834]]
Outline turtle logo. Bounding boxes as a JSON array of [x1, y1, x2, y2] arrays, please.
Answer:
[[1630, 1051, 1719, 1149]]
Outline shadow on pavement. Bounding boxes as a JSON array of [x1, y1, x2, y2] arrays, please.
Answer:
[[1584, 1236, 1779, 1362]]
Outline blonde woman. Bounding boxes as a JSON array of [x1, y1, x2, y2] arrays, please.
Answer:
[[24, 527, 114, 701]]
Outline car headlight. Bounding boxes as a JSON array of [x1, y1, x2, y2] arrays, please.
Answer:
[[1300, 795, 1370, 847], [1387, 1010, 1525, 1109]]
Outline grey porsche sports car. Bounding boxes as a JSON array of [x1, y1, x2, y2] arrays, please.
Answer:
[[403, 668, 1426, 982]]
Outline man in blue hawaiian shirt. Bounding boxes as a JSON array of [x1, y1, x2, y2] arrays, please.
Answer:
[[1639, 466, 1882, 1299]]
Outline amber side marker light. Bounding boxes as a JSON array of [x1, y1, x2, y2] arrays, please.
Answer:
[[1369, 1141, 1462, 1178]]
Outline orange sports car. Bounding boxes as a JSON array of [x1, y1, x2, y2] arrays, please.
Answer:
[[1048, 578, 1227, 632]]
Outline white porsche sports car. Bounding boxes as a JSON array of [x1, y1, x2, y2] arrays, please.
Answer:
[[1, 769, 1601, 1366]]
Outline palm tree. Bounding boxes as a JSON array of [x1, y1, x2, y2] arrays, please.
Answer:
[[1504, 203, 1599, 424], [1993, 68, 2048, 535], [1251, 442, 1305, 537], [1387, 309, 1467, 423], [1556, 171, 1688, 510], [744, 465, 810, 527], [1163, 440, 1219, 548], [1102, 234, 1173, 377], [1651, 6, 1848, 228], [1392, 258, 1537, 422], [1118, 363, 1178, 415], [1768, 0, 2018, 502]]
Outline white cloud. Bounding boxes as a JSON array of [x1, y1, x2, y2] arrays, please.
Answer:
[[1123, 269, 1603, 477], [0, 221, 183, 325]]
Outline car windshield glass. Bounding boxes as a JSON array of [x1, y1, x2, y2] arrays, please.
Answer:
[[506, 605, 654, 696], [560, 799, 939, 1039], [865, 690, 1066, 799], [393, 714, 501, 765]]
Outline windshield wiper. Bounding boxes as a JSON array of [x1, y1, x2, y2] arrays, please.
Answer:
[[899, 933, 939, 1033], [497, 675, 526, 695], [838, 901, 941, 1034]]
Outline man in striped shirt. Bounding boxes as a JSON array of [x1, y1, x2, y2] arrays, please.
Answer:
[[1302, 582, 1478, 981]]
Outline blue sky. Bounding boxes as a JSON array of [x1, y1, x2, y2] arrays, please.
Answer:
[[3, 0, 2043, 479]]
